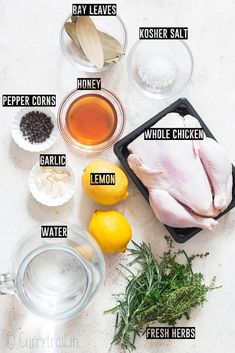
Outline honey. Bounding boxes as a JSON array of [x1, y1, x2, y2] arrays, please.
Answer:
[[66, 94, 117, 145]]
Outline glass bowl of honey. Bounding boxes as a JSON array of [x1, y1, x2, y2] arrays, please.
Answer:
[[58, 89, 125, 153]]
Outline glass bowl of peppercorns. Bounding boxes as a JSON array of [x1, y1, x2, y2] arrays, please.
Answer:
[[11, 108, 59, 152]]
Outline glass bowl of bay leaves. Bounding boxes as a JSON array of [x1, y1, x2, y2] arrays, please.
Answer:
[[61, 15, 127, 73]]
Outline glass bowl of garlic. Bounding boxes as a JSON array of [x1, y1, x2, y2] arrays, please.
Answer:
[[61, 14, 127, 73], [128, 40, 193, 99], [29, 163, 77, 206]]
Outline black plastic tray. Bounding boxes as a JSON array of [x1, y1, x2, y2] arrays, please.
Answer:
[[114, 98, 235, 243]]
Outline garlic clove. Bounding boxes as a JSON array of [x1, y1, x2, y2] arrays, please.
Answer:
[[51, 182, 60, 198], [44, 179, 52, 193], [41, 172, 52, 182], [54, 172, 70, 181], [47, 176, 54, 182], [57, 181, 66, 197], [35, 167, 70, 199], [43, 167, 54, 173], [35, 177, 42, 188], [54, 168, 65, 174]]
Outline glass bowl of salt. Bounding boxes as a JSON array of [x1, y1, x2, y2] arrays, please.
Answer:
[[127, 40, 193, 99]]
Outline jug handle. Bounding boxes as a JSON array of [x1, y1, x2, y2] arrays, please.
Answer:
[[0, 273, 15, 295]]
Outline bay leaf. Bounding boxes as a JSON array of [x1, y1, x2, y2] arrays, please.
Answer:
[[99, 31, 124, 61], [65, 19, 124, 64], [71, 15, 78, 23], [104, 56, 121, 64], [64, 22, 80, 47], [76, 16, 104, 69]]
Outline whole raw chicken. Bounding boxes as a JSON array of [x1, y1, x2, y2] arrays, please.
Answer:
[[128, 113, 233, 231]]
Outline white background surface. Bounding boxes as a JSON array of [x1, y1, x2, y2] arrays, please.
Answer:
[[0, 0, 235, 352]]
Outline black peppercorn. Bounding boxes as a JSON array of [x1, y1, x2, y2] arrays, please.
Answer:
[[19, 111, 54, 144]]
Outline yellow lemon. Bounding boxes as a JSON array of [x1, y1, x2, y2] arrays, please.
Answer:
[[89, 210, 132, 253], [82, 160, 128, 205], [75, 244, 93, 261]]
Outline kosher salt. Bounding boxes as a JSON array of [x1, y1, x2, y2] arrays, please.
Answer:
[[137, 57, 176, 90]]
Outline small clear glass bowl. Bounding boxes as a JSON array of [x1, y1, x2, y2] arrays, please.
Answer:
[[128, 40, 193, 99], [57, 88, 125, 153], [60, 14, 127, 73]]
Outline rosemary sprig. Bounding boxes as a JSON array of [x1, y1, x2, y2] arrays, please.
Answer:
[[107, 236, 220, 351]]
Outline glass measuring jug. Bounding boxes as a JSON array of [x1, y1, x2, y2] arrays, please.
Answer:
[[0, 222, 105, 320]]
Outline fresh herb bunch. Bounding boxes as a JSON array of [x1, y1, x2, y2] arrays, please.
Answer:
[[107, 236, 219, 351]]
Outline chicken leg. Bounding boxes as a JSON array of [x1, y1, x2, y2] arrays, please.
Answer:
[[184, 115, 233, 211], [149, 188, 218, 230], [199, 137, 233, 212]]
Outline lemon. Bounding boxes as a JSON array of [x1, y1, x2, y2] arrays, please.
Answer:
[[89, 210, 132, 253], [75, 244, 93, 261], [82, 160, 128, 205]]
